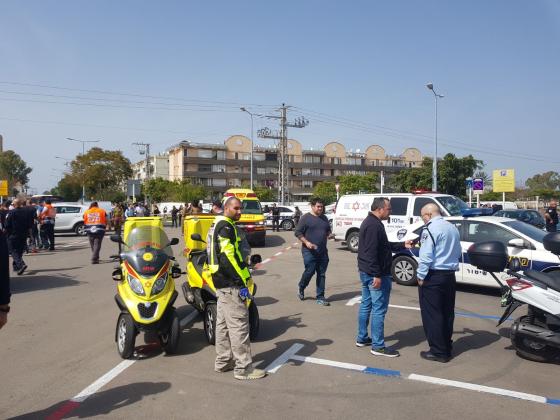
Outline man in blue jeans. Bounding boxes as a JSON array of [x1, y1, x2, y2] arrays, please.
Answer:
[[356, 197, 412, 357], [295, 197, 332, 306]]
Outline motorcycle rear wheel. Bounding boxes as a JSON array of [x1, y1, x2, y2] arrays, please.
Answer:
[[511, 316, 560, 363]]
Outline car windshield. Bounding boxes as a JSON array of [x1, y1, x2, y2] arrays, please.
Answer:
[[241, 200, 262, 214], [502, 220, 547, 243], [436, 196, 470, 216], [495, 210, 521, 218], [124, 226, 173, 257]]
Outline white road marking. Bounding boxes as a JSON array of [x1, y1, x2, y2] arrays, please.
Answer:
[[264, 343, 304, 373], [71, 360, 135, 403], [345, 296, 361, 306], [408, 374, 548, 404], [291, 355, 366, 372]]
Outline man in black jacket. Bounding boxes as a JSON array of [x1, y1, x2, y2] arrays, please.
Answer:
[[6, 198, 31, 275], [356, 197, 412, 357], [0, 203, 10, 329]]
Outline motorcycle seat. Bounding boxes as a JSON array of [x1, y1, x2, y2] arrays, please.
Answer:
[[523, 270, 560, 292]]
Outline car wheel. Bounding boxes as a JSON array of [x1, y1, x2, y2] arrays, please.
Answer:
[[74, 223, 86, 236], [282, 219, 294, 231], [346, 231, 359, 253], [204, 302, 217, 345], [392, 255, 418, 286]]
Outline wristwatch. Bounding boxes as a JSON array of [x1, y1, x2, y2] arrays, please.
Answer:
[[0, 306, 10, 313]]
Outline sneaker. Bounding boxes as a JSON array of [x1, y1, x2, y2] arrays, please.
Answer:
[[17, 264, 28, 275], [215, 361, 235, 373], [371, 347, 400, 358], [297, 290, 304, 301], [356, 338, 372, 347], [316, 299, 330, 306], [234, 368, 267, 380]]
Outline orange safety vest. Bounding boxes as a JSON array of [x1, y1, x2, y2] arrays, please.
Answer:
[[40, 204, 57, 223], [83, 207, 107, 234]]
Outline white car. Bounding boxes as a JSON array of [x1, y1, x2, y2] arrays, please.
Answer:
[[263, 205, 298, 230], [388, 215, 560, 288], [53, 203, 89, 236]]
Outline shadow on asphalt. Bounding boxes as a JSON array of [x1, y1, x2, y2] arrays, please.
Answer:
[[253, 338, 334, 369], [254, 313, 306, 343], [259, 234, 286, 248], [456, 284, 501, 297], [452, 327, 501, 357], [328, 290, 361, 303], [385, 325, 426, 351], [10, 274, 81, 294], [24, 266, 83, 274], [10, 382, 171, 419], [254, 296, 279, 307]]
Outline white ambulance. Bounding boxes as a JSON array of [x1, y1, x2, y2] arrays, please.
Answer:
[[332, 192, 470, 252]]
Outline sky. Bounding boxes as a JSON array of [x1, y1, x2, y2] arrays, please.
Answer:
[[0, 0, 559, 194]]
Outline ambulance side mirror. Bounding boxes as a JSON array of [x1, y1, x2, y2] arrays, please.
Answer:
[[191, 233, 205, 243]]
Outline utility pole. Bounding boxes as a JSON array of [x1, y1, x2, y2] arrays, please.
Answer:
[[258, 104, 308, 204], [133, 142, 151, 207]]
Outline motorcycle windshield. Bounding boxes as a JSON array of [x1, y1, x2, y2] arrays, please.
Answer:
[[123, 226, 173, 277]]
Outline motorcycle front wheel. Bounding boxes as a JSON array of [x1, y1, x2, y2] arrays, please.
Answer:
[[116, 313, 136, 359]]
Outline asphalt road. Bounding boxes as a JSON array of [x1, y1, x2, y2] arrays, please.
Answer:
[[1, 229, 559, 419]]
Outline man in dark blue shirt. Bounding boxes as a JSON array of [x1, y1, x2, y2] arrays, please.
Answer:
[[295, 197, 332, 306]]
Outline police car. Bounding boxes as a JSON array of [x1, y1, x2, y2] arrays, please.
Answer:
[[388, 211, 560, 288], [263, 205, 297, 230]]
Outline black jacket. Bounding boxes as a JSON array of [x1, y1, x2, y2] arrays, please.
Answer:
[[357, 213, 401, 277], [6, 207, 31, 238], [212, 220, 249, 289]]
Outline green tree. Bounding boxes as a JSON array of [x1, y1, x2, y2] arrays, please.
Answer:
[[392, 154, 482, 199], [313, 181, 337, 204], [143, 178, 178, 202], [51, 174, 82, 201], [70, 147, 132, 201], [525, 171, 560, 191], [0, 150, 32, 194], [338, 173, 379, 195], [253, 185, 276, 202], [175, 180, 208, 204]]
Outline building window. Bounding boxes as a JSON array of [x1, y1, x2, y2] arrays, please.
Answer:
[[265, 153, 277, 161], [212, 164, 226, 173], [304, 155, 322, 164], [213, 178, 227, 187], [216, 150, 226, 160], [331, 157, 341, 164], [198, 164, 212, 172], [302, 180, 313, 188], [198, 149, 214, 159], [254, 153, 266, 161], [257, 167, 266, 174]]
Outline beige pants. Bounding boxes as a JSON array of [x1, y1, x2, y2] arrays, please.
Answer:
[[215, 287, 252, 375]]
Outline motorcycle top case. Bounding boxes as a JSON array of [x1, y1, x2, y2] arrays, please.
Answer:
[[543, 232, 560, 255], [183, 215, 216, 252], [467, 241, 508, 272]]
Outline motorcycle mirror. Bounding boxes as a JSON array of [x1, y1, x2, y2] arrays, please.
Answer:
[[112, 268, 123, 281], [169, 238, 179, 246], [191, 233, 205, 242]]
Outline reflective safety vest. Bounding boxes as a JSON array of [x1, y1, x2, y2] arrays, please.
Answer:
[[83, 207, 107, 234], [40, 204, 57, 224], [206, 215, 250, 286]]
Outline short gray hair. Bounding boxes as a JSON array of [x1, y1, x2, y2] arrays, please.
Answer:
[[371, 197, 389, 211]]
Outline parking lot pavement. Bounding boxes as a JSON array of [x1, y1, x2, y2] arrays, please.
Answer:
[[1, 230, 559, 419]]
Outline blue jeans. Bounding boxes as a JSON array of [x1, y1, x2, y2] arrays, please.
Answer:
[[298, 250, 329, 299], [357, 272, 392, 349]]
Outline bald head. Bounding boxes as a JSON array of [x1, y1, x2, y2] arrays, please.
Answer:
[[420, 203, 441, 223], [223, 197, 242, 221]]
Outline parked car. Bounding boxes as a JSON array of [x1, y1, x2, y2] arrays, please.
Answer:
[[493, 209, 546, 230], [53, 202, 89, 236], [388, 214, 560, 288], [264, 205, 297, 230], [333, 192, 470, 252]]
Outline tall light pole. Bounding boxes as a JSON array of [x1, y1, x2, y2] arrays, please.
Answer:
[[240, 107, 255, 189], [426, 83, 444, 192], [66, 137, 100, 203]]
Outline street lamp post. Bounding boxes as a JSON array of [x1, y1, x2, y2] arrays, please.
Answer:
[[66, 137, 100, 203], [240, 107, 255, 189], [426, 83, 444, 192]]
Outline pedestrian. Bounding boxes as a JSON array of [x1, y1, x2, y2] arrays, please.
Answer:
[[191, 200, 202, 215], [416, 203, 462, 363], [26, 200, 40, 253], [125, 203, 136, 219], [153, 205, 161, 216], [134, 202, 145, 217], [208, 197, 266, 380], [210, 200, 223, 215], [356, 197, 408, 357], [295, 197, 332, 306], [544, 200, 558, 233], [112, 203, 124, 235], [83, 201, 107, 264], [271, 203, 280, 232], [0, 204, 10, 329], [171, 206, 178, 228], [39, 199, 56, 251], [6, 198, 32, 275], [163, 206, 168, 221], [294, 206, 302, 227]]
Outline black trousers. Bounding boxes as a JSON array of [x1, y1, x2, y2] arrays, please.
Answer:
[[42, 223, 55, 249], [88, 234, 104, 263], [8, 236, 26, 271], [272, 217, 280, 231], [418, 270, 456, 357]]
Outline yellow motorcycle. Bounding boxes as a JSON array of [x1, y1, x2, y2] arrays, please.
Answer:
[[110, 217, 182, 358], [181, 215, 261, 344]]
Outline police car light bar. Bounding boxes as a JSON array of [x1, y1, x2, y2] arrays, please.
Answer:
[[462, 208, 494, 217]]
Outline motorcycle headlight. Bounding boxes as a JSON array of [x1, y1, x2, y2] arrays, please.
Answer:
[[151, 273, 168, 296], [127, 274, 145, 296]]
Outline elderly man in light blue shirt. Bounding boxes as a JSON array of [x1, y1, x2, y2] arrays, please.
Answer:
[[416, 203, 462, 363]]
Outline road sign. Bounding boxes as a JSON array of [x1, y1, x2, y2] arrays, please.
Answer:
[[126, 179, 142, 198], [473, 178, 484, 194], [0, 180, 8, 196], [493, 169, 515, 193], [465, 178, 473, 189]]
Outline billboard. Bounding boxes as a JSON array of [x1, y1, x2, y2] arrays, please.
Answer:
[[0, 180, 7, 196], [493, 169, 515, 193]]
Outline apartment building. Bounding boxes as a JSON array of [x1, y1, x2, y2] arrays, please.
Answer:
[[167, 136, 423, 197], [132, 154, 169, 181]]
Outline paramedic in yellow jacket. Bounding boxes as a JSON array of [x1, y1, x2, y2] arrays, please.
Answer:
[[207, 196, 266, 380]]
